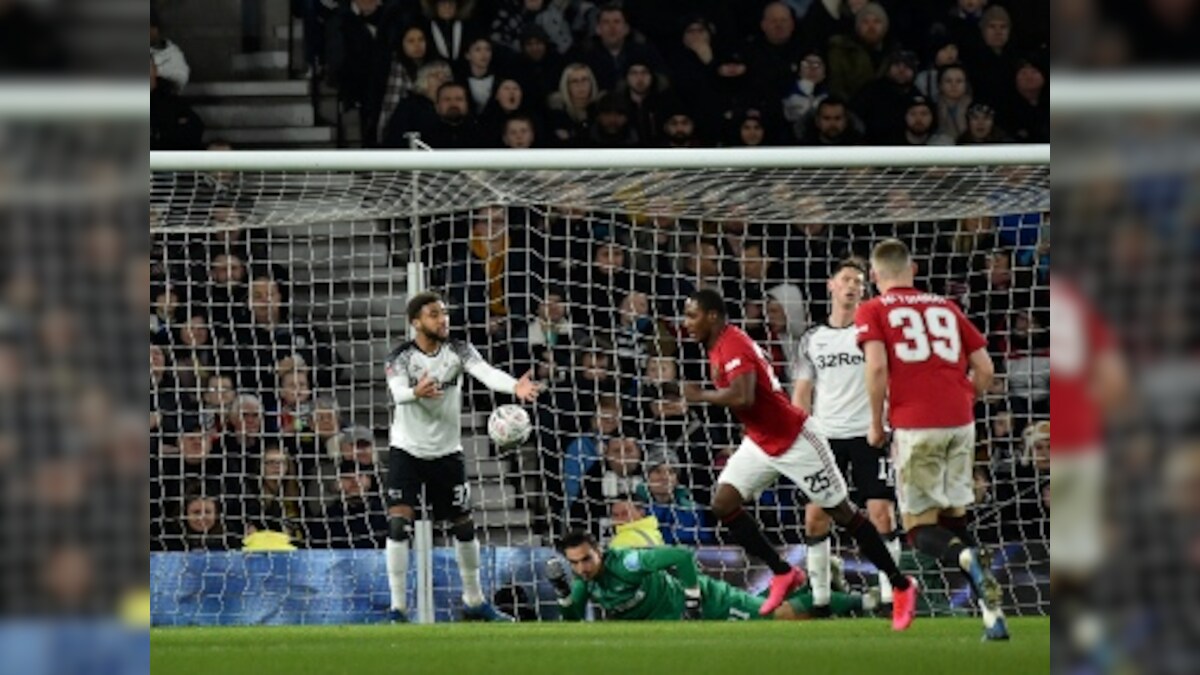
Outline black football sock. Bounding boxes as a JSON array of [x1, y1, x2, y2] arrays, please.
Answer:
[[938, 514, 977, 549], [848, 512, 910, 590], [722, 508, 791, 575]]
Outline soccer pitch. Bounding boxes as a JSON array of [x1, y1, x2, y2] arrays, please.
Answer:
[[151, 617, 1049, 675]]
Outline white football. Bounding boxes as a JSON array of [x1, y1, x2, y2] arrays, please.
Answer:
[[487, 404, 532, 448]]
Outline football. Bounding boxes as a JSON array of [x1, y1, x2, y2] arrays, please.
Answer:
[[487, 404, 532, 448]]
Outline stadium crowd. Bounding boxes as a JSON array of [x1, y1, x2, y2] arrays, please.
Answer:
[[149, 205, 1049, 554], [150, 0, 1048, 149]]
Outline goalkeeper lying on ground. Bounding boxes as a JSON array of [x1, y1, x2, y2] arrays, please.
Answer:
[[548, 530, 875, 621]]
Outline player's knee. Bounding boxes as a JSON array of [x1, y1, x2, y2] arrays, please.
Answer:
[[866, 502, 894, 533], [804, 508, 832, 538], [450, 518, 475, 542], [388, 516, 412, 543], [710, 488, 742, 521], [824, 501, 858, 528]]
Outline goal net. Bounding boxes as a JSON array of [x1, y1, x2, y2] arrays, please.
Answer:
[[149, 148, 1049, 624]]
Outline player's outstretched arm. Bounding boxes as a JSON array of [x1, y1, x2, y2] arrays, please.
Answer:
[[634, 547, 701, 589], [462, 346, 543, 402], [683, 373, 756, 410]]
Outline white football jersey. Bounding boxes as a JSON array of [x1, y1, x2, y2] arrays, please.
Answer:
[[384, 340, 495, 458], [794, 322, 872, 439]]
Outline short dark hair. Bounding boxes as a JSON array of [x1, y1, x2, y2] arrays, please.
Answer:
[[597, 2, 628, 22], [817, 96, 847, 113], [689, 288, 727, 318], [437, 81, 466, 100], [830, 257, 867, 278], [557, 529, 598, 552], [407, 291, 444, 322]]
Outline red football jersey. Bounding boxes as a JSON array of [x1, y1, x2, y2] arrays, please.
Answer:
[[855, 287, 988, 429], [1049, 278, 1114, 454], [708, 325, 807, 456]]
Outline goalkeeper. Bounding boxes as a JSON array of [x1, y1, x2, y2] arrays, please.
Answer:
[[548, 530, 873, 621]]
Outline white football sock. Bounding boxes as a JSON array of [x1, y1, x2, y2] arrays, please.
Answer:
[[386, 538, 409, 611], [807, 537, 831, 607], [456, 538, 485, 607], [878, 536, 902, 603]]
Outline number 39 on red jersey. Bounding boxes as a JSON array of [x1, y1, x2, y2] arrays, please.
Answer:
[[855, 288, 988, 430]]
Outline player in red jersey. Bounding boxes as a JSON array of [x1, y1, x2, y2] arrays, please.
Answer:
[[855, 239, 1007, 640], [682, 288, 917, 630], [1049, 276, 1127, 653]]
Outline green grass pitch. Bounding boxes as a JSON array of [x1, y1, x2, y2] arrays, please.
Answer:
[[151, 617, 1048, 675]]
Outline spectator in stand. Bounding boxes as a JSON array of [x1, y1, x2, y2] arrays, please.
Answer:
[[502, 113, 539, 148], [802, 96, 862, 145], [581, 3, 665, 92], [457, 36, 502, 115], [491, 0, 573, 55], [615, 60, 666, 147], [587, 93, 638, 147], [964, 5, 1017, 108], [635, 448, 712, 545], [562, 394, 622, 509], [660, 106, 702, 148], [944, 0, 987, 55], [916, 34, 962, 100], [150, 282, 183, 345], [271, 361, 314, 435], [764, 282, 808, 386], [376, 25, 433, 144], [382, 60, 453, 147], [729, 240, 777, 332], [1006, 309, 1050, 424], [150, 58, 204, 150], [745, 3, 806, 104], [958, 101, 1010, 144], [513, 24, 564, 114], [165, 487, 240, 551], [1000, 57, 1049, 143], [480, 78, 536, 145], [546, 62, 601, 146], [890, 95, 951, 146], [665, 14, 728, 137], [205, 248, 250, 341], [150, 12, 190, 92], [852, 48, 919, 144], [421, 0, 482, 62], [328, 0, 392, 148], [446, 205, 538, 369], [150, 343, 182, 421], [572, 436, 644, 536], [236, 272, 338, 391], [608, 498, 665, 548], [781, 52, 830, 143], [935, 64, 973, 142], [527, 285, 583, 384], [201, 372, 237, 425], [724, 107, 770, 147], [170, 309, 228, 395], [424, 82, 487, 148], [222, 393, 267, 478], [243, 445, 308, 545], [827, 2, 892, 102], [317, 461, 388, 549]]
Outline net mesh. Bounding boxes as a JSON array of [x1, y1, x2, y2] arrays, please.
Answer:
[[149, 162, 1049, 622]]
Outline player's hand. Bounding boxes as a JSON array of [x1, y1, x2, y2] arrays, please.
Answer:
[[868, 422, 887, 449], [683, 587, 702, 620], [545, 557, 572, 599], [413, 372, 442, 399], [514, 369, 543, 402], [682, 383, 704, 403]]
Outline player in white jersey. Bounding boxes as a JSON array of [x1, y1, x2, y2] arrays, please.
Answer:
[[382, 291, 541, 622], [792, 260, 902, 616]]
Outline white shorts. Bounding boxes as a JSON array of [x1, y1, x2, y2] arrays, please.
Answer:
[[718, 419, 849, 508], [1050, 451, 1103, 574], [892, 424, 975, 516]]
